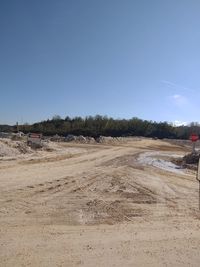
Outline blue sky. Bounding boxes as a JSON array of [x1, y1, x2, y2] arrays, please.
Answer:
[[1, 0, 200, 125]]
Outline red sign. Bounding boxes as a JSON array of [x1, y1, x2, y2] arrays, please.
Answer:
[[190, 134, 199, 142]]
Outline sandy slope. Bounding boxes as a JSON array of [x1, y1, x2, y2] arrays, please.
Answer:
[[0, 138, 200, 266]]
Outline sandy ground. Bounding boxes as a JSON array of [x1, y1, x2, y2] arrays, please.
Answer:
[[1, 138, 200, 266]]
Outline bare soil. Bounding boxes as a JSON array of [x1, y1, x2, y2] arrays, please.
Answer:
[[1, 138, 200, 266]]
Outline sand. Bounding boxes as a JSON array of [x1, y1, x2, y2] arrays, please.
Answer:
[[0, 138, 200, 266]]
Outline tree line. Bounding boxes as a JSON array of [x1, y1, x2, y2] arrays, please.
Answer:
[[1, 115, 200, 139]]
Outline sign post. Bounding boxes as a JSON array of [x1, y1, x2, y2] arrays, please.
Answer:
[[196, 159, 200, 210], [189, 134, 199, 154], [27, 133, 42, 147]]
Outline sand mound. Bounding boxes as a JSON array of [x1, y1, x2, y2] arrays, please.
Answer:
[[0, 138, 32, 157], [172, 152, 200, 170]]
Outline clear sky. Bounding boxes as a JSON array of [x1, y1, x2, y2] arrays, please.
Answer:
[[1, 0, 200, 125]]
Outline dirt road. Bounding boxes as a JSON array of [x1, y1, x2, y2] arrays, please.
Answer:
[[1, 138, 200, 266]]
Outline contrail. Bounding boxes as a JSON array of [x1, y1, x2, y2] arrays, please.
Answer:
[[161, 80, 195, 93]]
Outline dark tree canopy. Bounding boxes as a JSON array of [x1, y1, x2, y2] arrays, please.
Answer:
[[1, 116, 200, 140]]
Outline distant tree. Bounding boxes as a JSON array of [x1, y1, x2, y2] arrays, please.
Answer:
[[64, 116, 71, 122], [52, 115, 62, 121], [4, 114, 199, 139]]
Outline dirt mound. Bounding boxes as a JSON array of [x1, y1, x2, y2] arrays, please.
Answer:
[[0, 140, 20, 157], [65, 135, 96, 144], [183, 153, 200, 164], [96, 136, 119, 144], [173, 152, 200, 170], [51, 135, 141, 145], [0, 138, 32, 157]]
